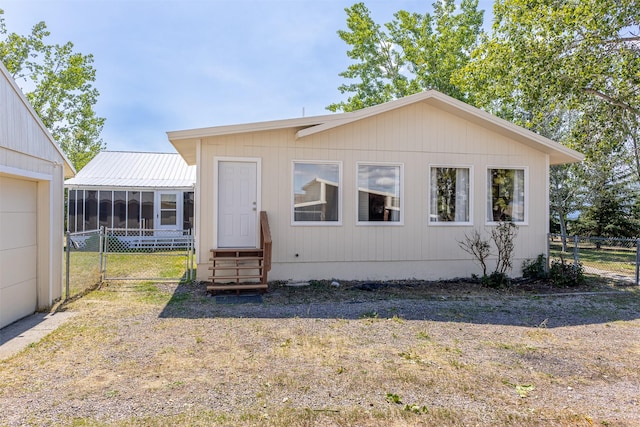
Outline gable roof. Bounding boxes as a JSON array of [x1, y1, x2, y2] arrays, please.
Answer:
[[64, 151, 196, 189], [167, 90, 584, 166], [0, 62, 75, 177]]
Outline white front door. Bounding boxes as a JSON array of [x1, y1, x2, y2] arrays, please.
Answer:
[[155, 191, 182, 232], [217, 161, 258, 248]]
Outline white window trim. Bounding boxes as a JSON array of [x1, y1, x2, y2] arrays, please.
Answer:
[[291, 160, 343, 226], [356, 161, 404, 226], [428, 164, 474, 226], [485, 165, 529, 226]]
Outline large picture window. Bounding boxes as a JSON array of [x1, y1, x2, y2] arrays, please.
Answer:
[[487, 168, 526, 223], [357, 163, 402, 224], [430, 166, 470, 224], [292, 161, 341, 224]]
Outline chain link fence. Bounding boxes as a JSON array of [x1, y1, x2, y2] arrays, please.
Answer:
[[548, 234, 639, 285], [102, 228, 194, 282], [65, 229, 103, 299], [64, 228, 195, 299]]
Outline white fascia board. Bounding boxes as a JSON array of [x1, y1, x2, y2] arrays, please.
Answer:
[[167, 113, 340, 141]]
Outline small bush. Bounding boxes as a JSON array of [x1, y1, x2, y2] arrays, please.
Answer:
[[522, 254, 548, 280], [481, 271, 510, 288], [459, 221, 519, 284], [492, 222, 519, 274], [549, 258, 585, 287], [458, 229, 490, 276]]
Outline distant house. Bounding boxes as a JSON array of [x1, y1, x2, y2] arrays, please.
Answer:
[[167, 90, 584, 285], [0, 62, 75, 328], [64, 151, 196, 237]]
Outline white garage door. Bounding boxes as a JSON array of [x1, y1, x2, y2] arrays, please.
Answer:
[[0, 176, 38, 329]]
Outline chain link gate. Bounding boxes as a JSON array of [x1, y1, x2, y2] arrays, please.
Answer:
[[101, 228, 195, 282]]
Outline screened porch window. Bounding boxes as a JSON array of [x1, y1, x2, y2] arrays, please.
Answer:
[[292, 161, 341, 224], [114, 191, 127, 228], [99, 191, 112, 228], [127, 191, 140, 229], [430, 167, 470, 224], [487, 168, 526, 223], [183, 192, 194, 231], [67, 189, 155, 233]]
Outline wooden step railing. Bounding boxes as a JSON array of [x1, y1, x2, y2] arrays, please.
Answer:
[[207, 211, 272, 294], [260, 211, 272, 276]]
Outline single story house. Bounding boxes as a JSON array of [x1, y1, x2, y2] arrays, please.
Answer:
[[64, 151, 196, 242], [167, 90, 583, 285], [0, 62, 75, 328]]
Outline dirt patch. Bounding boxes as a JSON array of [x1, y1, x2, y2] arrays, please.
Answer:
[[0, 278, 638, 426]]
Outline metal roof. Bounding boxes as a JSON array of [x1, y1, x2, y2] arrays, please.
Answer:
[[64, 151, 196, 189]]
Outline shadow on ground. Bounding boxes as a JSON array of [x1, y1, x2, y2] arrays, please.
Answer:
[[158, 280, 640, 328]]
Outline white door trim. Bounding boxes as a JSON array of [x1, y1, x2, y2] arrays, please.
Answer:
[[213, 157, 262, 248]]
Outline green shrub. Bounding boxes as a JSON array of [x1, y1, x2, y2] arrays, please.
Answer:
[[481, 271, 510, 288], [522, 254, 548, 280], [549, 258, 585, 287]]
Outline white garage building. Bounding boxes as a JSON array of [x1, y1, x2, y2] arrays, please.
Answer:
[[0, 62, 75, 329]]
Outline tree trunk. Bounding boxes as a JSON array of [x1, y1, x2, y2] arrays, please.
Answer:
[[559, 212, 568, 252]]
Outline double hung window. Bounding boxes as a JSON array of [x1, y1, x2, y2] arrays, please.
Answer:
[[430, 166, 471, 224], [487, 168, 526, 223]]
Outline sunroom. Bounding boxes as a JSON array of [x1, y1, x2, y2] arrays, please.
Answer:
[[65, 151, 196, 244]]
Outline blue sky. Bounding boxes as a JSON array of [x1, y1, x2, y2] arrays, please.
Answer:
[[2, 0, 494, 153]]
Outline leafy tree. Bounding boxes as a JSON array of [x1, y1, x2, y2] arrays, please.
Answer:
[[572, 155, 640, 239], [0, 10, 105, 170], [456, 0, 639, 238], [457, 0, 639, 169], [549, 163, 582, 248], [328, 0, 484, 112]]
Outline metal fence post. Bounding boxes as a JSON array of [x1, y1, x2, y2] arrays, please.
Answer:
[[189, 228, 194, 281], [573, 235, 579, 268], [65, 231, 71, 300], [636, 238, 640, 286], [99, 226, 105, 283]]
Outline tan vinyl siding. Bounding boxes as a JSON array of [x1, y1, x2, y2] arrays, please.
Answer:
[[191, 102, 553, 282]]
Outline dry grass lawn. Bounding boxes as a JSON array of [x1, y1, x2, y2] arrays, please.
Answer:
[[1, 277, 639, 426]]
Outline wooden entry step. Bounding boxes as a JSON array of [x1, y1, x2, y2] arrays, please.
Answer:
[[208, 248, 268, 294]]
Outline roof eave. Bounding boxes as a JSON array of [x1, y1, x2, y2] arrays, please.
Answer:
[[167, 113, 341, 141], [295, 90, 584, 164], [166, 89, 584, 166]]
